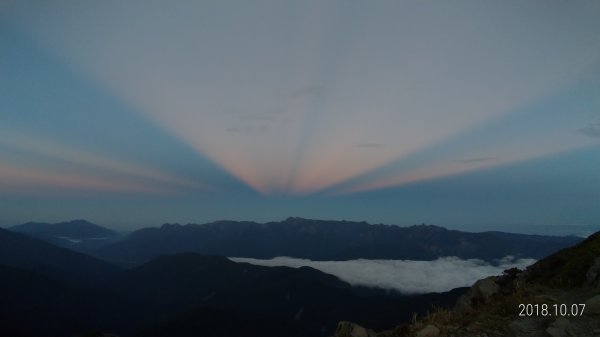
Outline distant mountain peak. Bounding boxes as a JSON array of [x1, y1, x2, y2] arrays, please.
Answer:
[[410, 223, 448, 231], [160, 223, 182, 229], [67, 219, 93, 224], [96, 218, 582, 267], [284, 216, 309, 223], [9, 220, 119, 251]]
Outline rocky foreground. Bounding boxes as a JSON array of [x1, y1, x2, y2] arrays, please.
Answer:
[[334, 231, 600, 337]]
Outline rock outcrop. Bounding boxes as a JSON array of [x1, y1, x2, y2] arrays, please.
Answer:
[[454, 277, 500, 312], [585, 294, 600, 315], [335, 321, 377, 337], [332, 231, 600, 337], [585, 256, 600, 288], [415, 324, 440, 337]]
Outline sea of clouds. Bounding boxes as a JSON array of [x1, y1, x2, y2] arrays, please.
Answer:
[[229, 256, 535, 294]]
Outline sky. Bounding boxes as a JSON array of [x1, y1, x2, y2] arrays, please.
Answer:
[[1, 1, 599, 233]]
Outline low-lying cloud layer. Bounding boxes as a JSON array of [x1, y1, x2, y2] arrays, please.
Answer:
[[229, 256, 535, 294]]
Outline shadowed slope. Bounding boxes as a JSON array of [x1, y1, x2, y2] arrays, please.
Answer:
[[0, 227, 119, 285], [121, 253, 465, 337]]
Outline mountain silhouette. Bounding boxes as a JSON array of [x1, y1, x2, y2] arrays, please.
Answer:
[[116, 253, 465, 337], [94, 217, 581, 266], [0, 218, 590, 337], [0, 226, 464, 337], [0, 227, 119, 285], [10, 219, 120, 252]]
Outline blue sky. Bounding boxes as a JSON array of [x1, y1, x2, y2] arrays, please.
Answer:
[[1, 1, 599, 233]]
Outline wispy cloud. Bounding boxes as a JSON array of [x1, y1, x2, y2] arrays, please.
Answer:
[[356, 143, 385, 148], [236, 115, 276, 122], [225, 109, 292, 138], [287, 85, 326, 99], [0, 130, 204, 191], [0, 163, 169, 195], [578, 121, 600, 139], [456, 157, 497, 164], [225, 125, 269, 136], [230, 256, 535, 294], [232, 108, 285, 122]]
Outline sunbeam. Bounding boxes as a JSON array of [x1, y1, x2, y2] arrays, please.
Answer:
[[0, 163, 170, 196], [5, 1, 599, 196], [324, 79, 600, 195], [0, 128, 207, 192], [1, 1, 599, 227]]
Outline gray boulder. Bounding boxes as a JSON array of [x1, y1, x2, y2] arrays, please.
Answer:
[[334, 321, 376, 337], [585, 256, 600, 288], [415, 324, 440, 337], [455, 277, 500, 311], [584, 294, 600, 315]]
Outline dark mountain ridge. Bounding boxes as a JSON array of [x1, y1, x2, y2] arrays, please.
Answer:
[[0, 224, 465, 337], [9, 219, 121, 252], [95, 217, 581, 266], [0, 218, 589, 337], [116, 253, 466, 337], [0, 227, 119, 285], [10, 219, 118, 238], [0, 264, 139, 337]]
